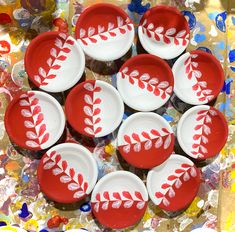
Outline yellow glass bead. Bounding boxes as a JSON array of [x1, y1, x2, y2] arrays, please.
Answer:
[[9, 29, 25, 45], [23, 219, 39, 231], [104, 143, 115, 155], [231, 147, 235, 155], [14, 201, 22, 209], [184, 197, 203, 217], [142, 209, 153, 221]]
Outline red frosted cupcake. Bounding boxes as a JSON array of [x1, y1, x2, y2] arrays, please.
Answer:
[[37, 143, 98, 203], [5, 91, 65, 151], [172, 50, 224, 105], [117, 112, 174, 169], [65, 80, 124, 138], [75, 3, 135, 61], [177, 105, 228, 160], [91, 171, 148, 229], [117, 54, 174, 111], [25, 31, 85, 93], [147, 154, 201, 212], [138, 6, 190, 59]]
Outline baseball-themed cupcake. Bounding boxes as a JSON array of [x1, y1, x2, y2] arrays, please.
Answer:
[[75, 3, 135, 62], [172, 50, 224, 105], [177, 105, 228, 160], [91, 171, 148, 229], [37, 143, 98, 203], [4, 91, 65, 152], [147, 154, 201, 213], [138, 6, 190, 59], [25, 31, 85, 93], [117, 54, 174, 111], [65, 80, 124, 138], [117, 112, 174, 169]]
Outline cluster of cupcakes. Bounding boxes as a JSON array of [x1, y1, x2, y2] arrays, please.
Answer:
[[4, 3, 228, 230]]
